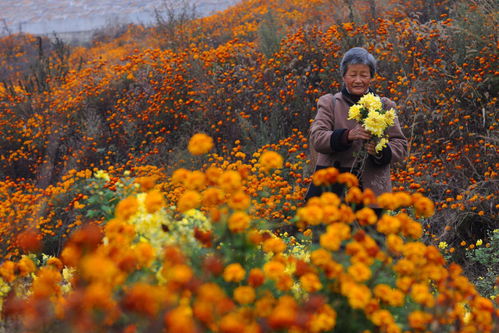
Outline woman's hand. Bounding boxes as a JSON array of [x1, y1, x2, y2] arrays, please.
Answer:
[[348, 124, 371, 141], [365, 141, 378, 156]]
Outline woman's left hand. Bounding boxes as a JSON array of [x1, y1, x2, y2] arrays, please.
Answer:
[[365, 141, 378, 156]]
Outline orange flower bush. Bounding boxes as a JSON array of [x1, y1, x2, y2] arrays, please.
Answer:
[[0, 157, 496, 332]]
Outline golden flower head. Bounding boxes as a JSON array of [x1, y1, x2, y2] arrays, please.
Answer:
[[233, 285, 256, 304], [375, 138, 389, 153], [171, 168, 190, 185], [408, 310, 432, 330], [205, 166, 223, 185], [312, 167, 339, 186], [311, 248, 332, 267], [263, 260, 286, 280], [413, 196, 435, 217], [376, 215, 402, 235], [16, 256, 36, 277], [259, 150, 284, 173], [188, 133, 214, 155], [300, 272, 323, 293], [218, 170, 242, 193], [297, 204, 324, 226], [359, 93, 382, 111], [94, 169, 110, 181], [308, 304, 337, 332], [177, 190, 201, 213], [184, 170, 207, 191], [144, 190, 165, 214], [348, 262, 372, 282], [201, 187, 225, 207], [363, 110, 387, 137], [343, 282, 372, 309], [262, 237, 286, 254], [438, 241, 448, 249], [383, 108, 396, 126], [228, 211, 251, 233], [228, 191, 251, 210], [223, 263, 246, 282], [115, 196, 139, 220], [337, 172, 359, 188], [348, 103, 364, 121]]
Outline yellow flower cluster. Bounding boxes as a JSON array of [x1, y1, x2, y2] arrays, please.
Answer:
[[364, 109, 386, 137], [359, 92, 383, 111], [347, 93, 398, 152]]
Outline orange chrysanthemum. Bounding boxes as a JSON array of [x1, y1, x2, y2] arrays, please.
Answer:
[[188, 133, 214, 155]]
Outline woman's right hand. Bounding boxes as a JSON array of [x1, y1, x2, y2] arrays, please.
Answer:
[[348, 124, 371, 141]]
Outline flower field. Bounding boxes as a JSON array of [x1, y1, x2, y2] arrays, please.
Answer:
[[0, 0, 497, 331]]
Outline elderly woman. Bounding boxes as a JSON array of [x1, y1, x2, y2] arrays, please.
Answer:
[[305, 47, 408, 202]]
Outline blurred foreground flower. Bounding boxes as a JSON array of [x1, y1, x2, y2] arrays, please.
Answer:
[[259, 150, 284, 173], [188, 133, 214, 155]]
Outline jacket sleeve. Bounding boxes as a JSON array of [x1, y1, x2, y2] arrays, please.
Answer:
[[383, 99, 408, 164], [310, 94, 342, 154]]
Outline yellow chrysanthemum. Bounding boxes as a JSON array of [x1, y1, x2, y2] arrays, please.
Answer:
[[348, 104, 363, 121], [0, 277, 11, 296], [383, 108, 396, 126], [375, 138, 389, 153], [94, 169, 110, 181], [363, 110, 387, 137], [359, 93, 382, 111]]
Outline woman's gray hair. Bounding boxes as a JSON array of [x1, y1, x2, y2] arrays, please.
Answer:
[[340, 47, 377, 77]]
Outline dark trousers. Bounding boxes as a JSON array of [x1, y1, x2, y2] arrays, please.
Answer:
[[304, 164, 352, 201]]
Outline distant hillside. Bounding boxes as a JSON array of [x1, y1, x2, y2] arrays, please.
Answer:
[[0, 0, 238, 43]]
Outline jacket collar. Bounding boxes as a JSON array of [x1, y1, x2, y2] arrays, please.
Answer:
[[341, 86, 376, 106]]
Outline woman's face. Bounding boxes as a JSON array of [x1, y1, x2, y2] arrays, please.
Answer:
[[343, 64, 372, 96]]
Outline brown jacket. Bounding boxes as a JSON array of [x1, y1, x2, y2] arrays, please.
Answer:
[[309, 92, 408, 196]]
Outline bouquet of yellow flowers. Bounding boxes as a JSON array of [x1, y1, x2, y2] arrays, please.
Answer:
[[348, 92, 396, 153]]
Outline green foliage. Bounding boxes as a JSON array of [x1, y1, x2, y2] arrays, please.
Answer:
[[83, 176, 131, 221], [466, 229, 499, 298], [41, 171, 136, 256], [258, 10, 283, 58]]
